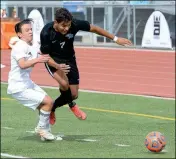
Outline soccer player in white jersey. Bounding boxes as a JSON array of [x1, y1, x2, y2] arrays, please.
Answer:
[[7, 19, 62, 141]]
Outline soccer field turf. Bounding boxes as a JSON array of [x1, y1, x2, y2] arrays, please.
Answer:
[[1, 83, 175, 158]]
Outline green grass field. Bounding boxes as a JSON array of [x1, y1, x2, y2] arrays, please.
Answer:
[[1, 83, 175, 158]]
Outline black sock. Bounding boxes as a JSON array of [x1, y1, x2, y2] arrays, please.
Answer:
[[52, 95, 64, 112], [68, 101, 76, 108], [52, 88, 73, 112]]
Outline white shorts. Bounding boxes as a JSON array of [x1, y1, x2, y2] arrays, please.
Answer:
[[11, 84, 47, 110]]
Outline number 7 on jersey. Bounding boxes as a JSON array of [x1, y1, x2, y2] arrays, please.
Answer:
[[60, 42, 65, 49]]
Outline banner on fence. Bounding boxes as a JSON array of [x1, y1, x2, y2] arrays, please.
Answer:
[[28, 9, 44, 51], [142, 11, 172, 49]]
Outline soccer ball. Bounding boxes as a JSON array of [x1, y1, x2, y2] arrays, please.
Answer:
[[144, 131, 166, 152]]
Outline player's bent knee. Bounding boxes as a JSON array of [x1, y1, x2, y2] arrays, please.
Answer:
[[61, 81, 69, 90], [42, 95, 53, 109], [54, 76, 69, 90]]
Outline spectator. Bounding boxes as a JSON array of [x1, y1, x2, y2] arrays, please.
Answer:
[[1, 9, 7, 18], [12, 8, 17, 18]]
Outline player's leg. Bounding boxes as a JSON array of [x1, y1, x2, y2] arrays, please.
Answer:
[[33, 84, 62, 140], [69, 84, 79, 100], [35, 95, 56, 141], [45, 61, 86, 123], [32, 84, 52, 132], [45, 63, 74, 125], [66, 59, 87, 119], [45, 63, 73, 109], [52, 69, 73, 108], [11, 87, 58, 141], [69, 84, 87, 120]]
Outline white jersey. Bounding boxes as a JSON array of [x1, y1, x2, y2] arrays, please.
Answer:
[[7, 39, 38, 94]]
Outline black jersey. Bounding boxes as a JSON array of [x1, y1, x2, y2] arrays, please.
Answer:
[[40, 19, 90, 61]]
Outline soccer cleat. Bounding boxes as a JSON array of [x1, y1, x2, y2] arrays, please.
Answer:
[[35, 127, 55, 141], [49, 111, 56, 125], [70, 105, 87, 120]]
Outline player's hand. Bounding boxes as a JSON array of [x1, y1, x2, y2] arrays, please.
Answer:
[[116, 37, 133, 46], [59, 63, 71, 74], [37, 54, 50, 63]]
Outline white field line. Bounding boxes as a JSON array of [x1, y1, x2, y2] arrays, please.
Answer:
[[2, 127, 14, 129], [1, 82, 174, 100], [1, 153, 30, 158], [115, 144, 130, 147]]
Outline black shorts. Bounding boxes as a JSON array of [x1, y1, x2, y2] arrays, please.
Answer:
[[45, 58, 79, 85]]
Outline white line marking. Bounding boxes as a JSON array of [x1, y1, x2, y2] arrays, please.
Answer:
[[2, 127, 14, 129], [1, 82, 174, 100], [1, 153, 30, 158], [115, 144, 130, 147], [55, 134, 64, 138], [1, 64, 6, 68], [39, 85, 175, 100], [26, 130, 35, 134], [76, 139, 97, 142]]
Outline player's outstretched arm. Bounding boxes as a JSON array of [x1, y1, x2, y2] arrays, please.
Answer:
[[89, 25, 133, 46], [18, 55, 50, 69]]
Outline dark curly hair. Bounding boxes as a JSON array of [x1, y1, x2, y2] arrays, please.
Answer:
[[15, 18, 33, 33], [55, 8, 73, 23]]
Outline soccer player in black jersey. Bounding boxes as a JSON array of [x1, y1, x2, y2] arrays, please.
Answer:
[[40, 8, 132, 125]]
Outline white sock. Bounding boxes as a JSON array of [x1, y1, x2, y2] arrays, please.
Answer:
[[37, 109, 50, 129]]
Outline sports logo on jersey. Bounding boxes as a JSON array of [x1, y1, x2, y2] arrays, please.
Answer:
[[65, 33, 74, 39], [52, 40, 57, 43], [26, 52, 33, 60], [28, 52, 32, 56]]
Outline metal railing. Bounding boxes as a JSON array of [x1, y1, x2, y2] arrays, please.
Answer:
[[112, 7, 126, 34], [1, 1, 175, 49]]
